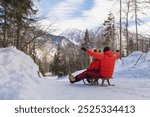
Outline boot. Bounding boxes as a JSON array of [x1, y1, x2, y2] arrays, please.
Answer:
[[69, 73, 77, 83], [86, 77, 91, 84]]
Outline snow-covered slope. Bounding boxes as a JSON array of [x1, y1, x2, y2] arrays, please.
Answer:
[[0, 48, 150, 100], [114, 51, 150, 79], [35, 42, 57, 62], [60, 28, 84, 45], [35, 33, 75, 62], [0, 47, 45, 99], [0, 47, 39, 78]]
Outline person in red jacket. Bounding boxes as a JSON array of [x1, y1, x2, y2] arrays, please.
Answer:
[[69, 46, 120, 83], [87, 58, 100, 71], [88, 48, 101, 71], [74, 49, 101, 83]]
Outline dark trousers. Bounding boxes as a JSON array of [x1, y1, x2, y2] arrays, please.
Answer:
[[76, 69, 100, 81]]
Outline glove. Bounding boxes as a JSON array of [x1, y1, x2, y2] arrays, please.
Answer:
[[116, 50, 120, 52], [81, 47, 87, 51]]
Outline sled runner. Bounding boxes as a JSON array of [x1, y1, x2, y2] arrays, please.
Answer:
[[83, 77, 115, 86], [68, 72, 115, 86]]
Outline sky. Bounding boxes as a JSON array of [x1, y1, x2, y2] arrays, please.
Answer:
[[37, 0, 150, 36]]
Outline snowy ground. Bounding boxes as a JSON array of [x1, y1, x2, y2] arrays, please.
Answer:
[[0, 47, 150, 100], [44, 77, 150, 100]]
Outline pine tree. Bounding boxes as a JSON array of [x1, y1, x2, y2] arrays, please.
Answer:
[[103, 12, 115, 49], [80, 29, 91, 69], [0, 0, 38, 48], [82, 29, 91, 48], [51, 46, 67, 77], [0, 0, 11, 47]]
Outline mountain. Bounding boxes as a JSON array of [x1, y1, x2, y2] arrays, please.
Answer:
[[46, 33, 74, 46], [35, 25, 149, 65], [60, 28, 84, 45], [35, 33, 75, 62]]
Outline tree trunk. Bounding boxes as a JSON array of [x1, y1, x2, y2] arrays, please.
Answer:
[[16, 24, 20, 49], [126, 0, 130, 56], [3, 1, 7, 47], [134, 0, 138, 51], [119, 0, 122, 57]]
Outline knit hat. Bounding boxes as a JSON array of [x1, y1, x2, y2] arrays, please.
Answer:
[[103, 47, 110, 52], [98, 48, 101, 53], [93, 48, 98, 52]]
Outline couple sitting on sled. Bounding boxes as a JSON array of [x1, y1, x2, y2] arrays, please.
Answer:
[[69, 46, 120, 85]]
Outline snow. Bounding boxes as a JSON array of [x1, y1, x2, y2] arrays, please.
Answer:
[[0, 47, 150, 100], [0, 47, 42, 99], [60, 28, 84, 45], [114, 51, 150, 79]]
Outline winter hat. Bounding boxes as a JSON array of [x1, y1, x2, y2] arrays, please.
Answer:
[[98, 49, 101, 53], [103, 47, 110, 52], [93, 48, 98, 52]]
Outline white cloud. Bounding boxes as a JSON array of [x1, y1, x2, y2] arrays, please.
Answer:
[[40, 0, 150, 35], [47, 0, 117, 34], [49, 0, 85, 19], [80, 0, 119, 27], [82, 0, 118, 22], [129, 22, 150, 37]]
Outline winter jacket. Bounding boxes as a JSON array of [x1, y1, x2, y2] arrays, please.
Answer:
[[86, 50, 120, 78], [88, 59, 100, 72]]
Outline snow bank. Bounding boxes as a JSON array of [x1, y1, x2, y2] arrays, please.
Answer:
[[0, 47, 39, 78], [114, 51, 150, 79], [0, 47, 43, 99]]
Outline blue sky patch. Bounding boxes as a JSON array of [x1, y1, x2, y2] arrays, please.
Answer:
[[71, 0, 94, 18], [38, 0, 94, 18]]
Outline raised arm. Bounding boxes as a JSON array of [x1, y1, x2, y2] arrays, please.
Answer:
[[81, 47, 103, 60]]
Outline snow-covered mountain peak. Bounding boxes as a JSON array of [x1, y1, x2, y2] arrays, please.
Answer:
[[60, 28, 84, 45]]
